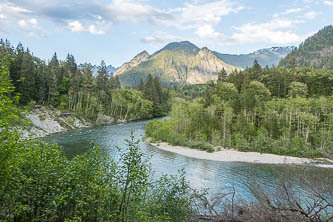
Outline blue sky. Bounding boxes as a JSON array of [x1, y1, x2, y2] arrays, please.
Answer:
[[1, 0, 332, 67]]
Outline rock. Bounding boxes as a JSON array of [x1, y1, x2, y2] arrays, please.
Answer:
[[20, 107, 92, 140], [113, 51, 150, 76], [96, 114, 114, 125]]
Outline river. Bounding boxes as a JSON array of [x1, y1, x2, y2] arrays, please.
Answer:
[[44, 119, 333, 200]]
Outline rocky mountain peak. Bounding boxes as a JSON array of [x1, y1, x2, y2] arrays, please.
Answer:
[[197, 47, 213, 57], [113, 51, 150, 76]]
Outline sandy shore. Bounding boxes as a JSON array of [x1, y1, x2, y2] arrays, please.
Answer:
[[148, 141, 333, 168]]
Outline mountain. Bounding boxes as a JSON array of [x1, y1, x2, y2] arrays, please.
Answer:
[[214, 46, 295, 69], [115, 41, 240, 86], [113, 51, 150, 76], [279, 25, 333, 69]]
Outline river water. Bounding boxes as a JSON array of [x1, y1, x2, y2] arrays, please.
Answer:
[[44, 119, 333, 200]]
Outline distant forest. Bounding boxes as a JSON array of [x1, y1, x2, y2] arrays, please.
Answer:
[[0, 39, 170, 120]]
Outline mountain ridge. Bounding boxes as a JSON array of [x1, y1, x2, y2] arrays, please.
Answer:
[[279, 25, 333, 69], [114, 41, 295, 86], [115, 41, 241, 86], [213, 46, 295, 69]]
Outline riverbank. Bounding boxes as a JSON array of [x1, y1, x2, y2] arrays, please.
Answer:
[[148, 141, 333, 168], [18, 106, 90, 140], [18, 106, 127, 140]]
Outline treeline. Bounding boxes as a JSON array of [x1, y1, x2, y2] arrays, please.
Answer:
[[146, 61, 333, 158], [0, 39, 169, 121]]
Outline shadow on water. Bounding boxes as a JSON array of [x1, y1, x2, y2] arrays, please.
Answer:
[[44, 119, 333, 200]]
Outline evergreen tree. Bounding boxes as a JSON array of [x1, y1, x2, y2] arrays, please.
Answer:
[[138, 79, 144, 91], [143, 74, 154, 101], [19, 51, 37, 104], [96, 60, 109, 91], [47, 53, 60, 105], [109, 75, 121, 90], [65, 54, 77, 77], [9, 43, 24, 91], [218, 68, 228, 82]]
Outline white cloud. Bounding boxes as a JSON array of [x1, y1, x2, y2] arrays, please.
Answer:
[[142, 32, 183, 43], [0, 1, 42, 35], [303, 11, 319, 19], [0, 2, 31, 14], [229, 19, 306, 45], [165, 0, 244, 30], [107, 0, 170, 23], [323, 0, 333, 6], [88, 25, 105, 35], [282, 8, 303, 14], [195, 24, 221, 38], [68, 21, 84, 32], [67, 20, 108, 35], [29, 18, 37, 25], [18, 19, 26, 27], [0, 0, 244, 38], [18, 18, 38, 28]]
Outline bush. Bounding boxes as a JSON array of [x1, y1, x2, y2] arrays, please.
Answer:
[[189, 141, 214, 152], [0, 132, 197, 221]]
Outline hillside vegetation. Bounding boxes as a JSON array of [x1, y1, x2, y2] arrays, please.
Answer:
[[280, 25, 333, 69], [146, 61, 333, 158]]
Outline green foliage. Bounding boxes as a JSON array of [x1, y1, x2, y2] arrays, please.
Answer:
[[0, 50, 197, 221], [0, 127, 196, 221], [138, 74, 170, 117], [150, 169, 197, 222], [288, 81, 308, 98], [280, 25, 333, 69], [0, 40, 169, 122], [145, 62, 333, 158], [117, 133, 150, 221]]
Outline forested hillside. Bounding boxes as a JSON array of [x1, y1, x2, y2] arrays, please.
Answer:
[[146, 60, 333, 158], [0, 39, 169, 121], [280, 25, 333, 69]]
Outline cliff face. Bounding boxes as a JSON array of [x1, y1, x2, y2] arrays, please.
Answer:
[[114, 41, 241, 86], [19, 107, 91, 140], [113, 51, 150, 76]]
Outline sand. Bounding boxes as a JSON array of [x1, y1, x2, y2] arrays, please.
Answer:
[[148, 142, 333, 168]]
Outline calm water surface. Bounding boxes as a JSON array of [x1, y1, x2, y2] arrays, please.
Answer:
[[44, 119, 333, 200]]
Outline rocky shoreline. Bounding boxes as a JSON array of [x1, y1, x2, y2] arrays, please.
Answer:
[[19, 106, 123, 140]]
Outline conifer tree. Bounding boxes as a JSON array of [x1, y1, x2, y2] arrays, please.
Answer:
[[47, 53, 60, 105], [218, 68, 228, 82], [96, 60, 109, 91]]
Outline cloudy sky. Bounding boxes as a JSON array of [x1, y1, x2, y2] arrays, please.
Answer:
[[1, 0, 332, 66]]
